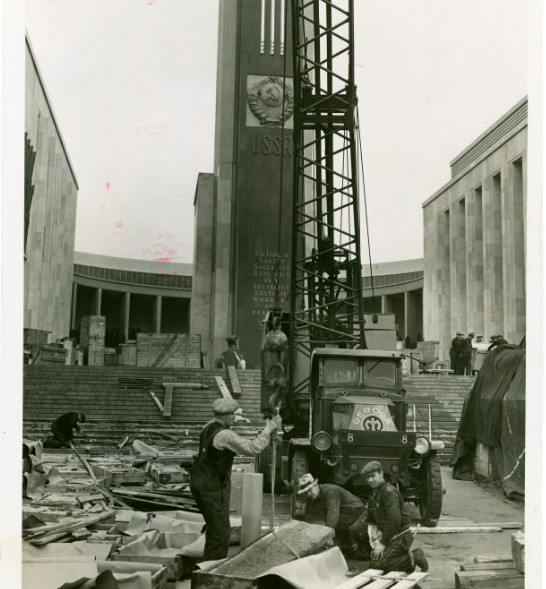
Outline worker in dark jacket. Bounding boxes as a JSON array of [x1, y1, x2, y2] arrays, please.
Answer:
[[189, 397, 281, 561], [362, 461, 428, 573], [297, 473, 370, 558], [449, 332, 467, 374], [44, 412, 86, 448]]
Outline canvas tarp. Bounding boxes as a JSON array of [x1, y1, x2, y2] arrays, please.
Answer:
[[450, 346, 525, 497]]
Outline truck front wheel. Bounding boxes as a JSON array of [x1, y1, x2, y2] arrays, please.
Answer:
[[291, 449, 309, 520], [419, 455, 443, 527]]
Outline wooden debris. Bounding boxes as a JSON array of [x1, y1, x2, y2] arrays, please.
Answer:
[[162, 384, 173, 416], [511, 531, 525, 573], [461, 560, 515, 571], [412, 525, 502, 534], [148, 463, 188, 485], [215, 376, 233, 399], [149, 391, 164, 412], [24, 510, 115, 545], [227, 365, 242, 396], [455, 569, 524, 588]]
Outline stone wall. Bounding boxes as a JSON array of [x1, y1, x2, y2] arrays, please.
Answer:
[[25, 37, 78, 341]]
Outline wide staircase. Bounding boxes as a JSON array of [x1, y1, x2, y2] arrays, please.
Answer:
[[23, 366, 475, 465]]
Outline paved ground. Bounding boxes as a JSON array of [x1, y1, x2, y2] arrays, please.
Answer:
[[177, 464, 524, 588]]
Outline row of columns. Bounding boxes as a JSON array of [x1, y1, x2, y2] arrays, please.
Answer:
[[379, 289, 422, 340], [70, 284, 165, 340], [432, 156, 526, 360]]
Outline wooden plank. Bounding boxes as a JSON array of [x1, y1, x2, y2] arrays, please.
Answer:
[[391, 571, 428, 588], [163, 385, 173, 417], [227, 365, 242, 397], [455, 570, 524, 588], [412, 526, 502, 534], [461, 561, 515, 571], [317, 568, 384, 589], [214, 377, 233, 399], [149, 391, 164, 412]]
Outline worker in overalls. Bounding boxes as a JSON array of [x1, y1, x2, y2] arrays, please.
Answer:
[[189, 397, 281, 561], [362, 461, 429, 574]]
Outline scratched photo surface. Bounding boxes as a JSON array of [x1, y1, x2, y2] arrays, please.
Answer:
[[12, 0, 540, 588]]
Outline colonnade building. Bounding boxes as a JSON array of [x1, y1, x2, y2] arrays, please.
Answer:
[[423, 97, 527, 364], [71, 252, 192, 346], [362, 259, 423, 346]]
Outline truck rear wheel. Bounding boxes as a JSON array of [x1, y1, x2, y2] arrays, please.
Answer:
[[419, 455, 443, 527], [291, 450, 309, 520]]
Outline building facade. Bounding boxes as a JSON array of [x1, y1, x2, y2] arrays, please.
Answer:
[[423, 97, 527, 364], [71, 252, 192, 346], [363, 259, 423, 346], [191, 0, 294, 368], [24, 35, 79, 343]]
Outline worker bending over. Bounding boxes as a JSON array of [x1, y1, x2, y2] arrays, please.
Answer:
[[362, 460, 428, 573], [189, 397, 281, 561], [297, 473, 371, 559], [43, 412, 86, 448]]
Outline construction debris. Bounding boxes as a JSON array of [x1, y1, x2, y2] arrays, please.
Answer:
[[455, 537, 525, 588]]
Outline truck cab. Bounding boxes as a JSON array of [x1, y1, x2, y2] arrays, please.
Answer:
[[280, 348, 444, 525]]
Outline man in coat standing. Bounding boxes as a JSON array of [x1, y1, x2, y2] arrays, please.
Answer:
[[361, 461, 428, 574], [189, 397, 281, 561]]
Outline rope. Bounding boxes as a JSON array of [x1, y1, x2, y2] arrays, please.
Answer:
[[356, 104, 377, 314]]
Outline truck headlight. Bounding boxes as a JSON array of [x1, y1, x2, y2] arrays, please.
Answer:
[[312, 431, 333, 452], [414, 436, 431, 456]]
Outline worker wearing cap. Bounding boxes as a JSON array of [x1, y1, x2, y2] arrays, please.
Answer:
[[297, 473, 371, 559], [189, 397, 282, 561], [361, 461, 428, 574]]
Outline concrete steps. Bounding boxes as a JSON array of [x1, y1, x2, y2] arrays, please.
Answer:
[[23, 366, 475, 465]]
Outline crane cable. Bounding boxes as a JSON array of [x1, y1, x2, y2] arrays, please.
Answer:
[[355, 104, 377, 315], [269, 2, 290, 531]]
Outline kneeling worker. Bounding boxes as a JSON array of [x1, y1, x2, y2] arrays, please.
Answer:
[[297, 473, 371, 558], [190, 397, 282, 561], [361, 460, 428, 573], [44, 412, 86, 448]]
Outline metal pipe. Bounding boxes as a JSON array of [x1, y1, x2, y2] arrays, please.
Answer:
[[428, 404, 432, 440], [413, 403, 417, 433]]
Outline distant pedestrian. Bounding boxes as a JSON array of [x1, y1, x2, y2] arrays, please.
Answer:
[[361, 461, 428, 574], [44, 412, 86, 448], [449, 332, 466, 375], [217, 335, 246, 369], [488, 335, 508, 351], [189, 397, 281, 561], [464, 332, 474, 375]]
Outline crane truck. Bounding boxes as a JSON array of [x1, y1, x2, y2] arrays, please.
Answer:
[[257, 0, 444, 527]]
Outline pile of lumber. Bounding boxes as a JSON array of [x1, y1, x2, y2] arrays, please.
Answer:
[[136, 334, 202, 368], [455, 531, 524, 588]]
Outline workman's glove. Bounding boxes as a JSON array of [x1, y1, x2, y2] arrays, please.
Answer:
[[234, 408, 250, 423], [372, 541, 385, 560], [264, 414, 282, 434]]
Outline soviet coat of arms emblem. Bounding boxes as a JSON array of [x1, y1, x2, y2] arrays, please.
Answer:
[[247, 76, 294, 127]]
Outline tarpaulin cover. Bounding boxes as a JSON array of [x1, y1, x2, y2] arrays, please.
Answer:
[[450, 346, 525, 497]]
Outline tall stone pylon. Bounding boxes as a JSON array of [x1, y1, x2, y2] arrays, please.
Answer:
[[191, 0, 294, 369]]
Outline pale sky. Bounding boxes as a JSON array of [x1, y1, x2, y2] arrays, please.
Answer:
[[25, 0, 529, 264]]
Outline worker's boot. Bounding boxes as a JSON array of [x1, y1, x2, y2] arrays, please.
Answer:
[[412, 547, 429, 572]]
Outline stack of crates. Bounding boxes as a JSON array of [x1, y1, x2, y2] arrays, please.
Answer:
[[80, 315, 106, 366]]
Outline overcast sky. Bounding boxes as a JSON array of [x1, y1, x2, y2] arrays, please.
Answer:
[[25, 0, 529, 265]]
